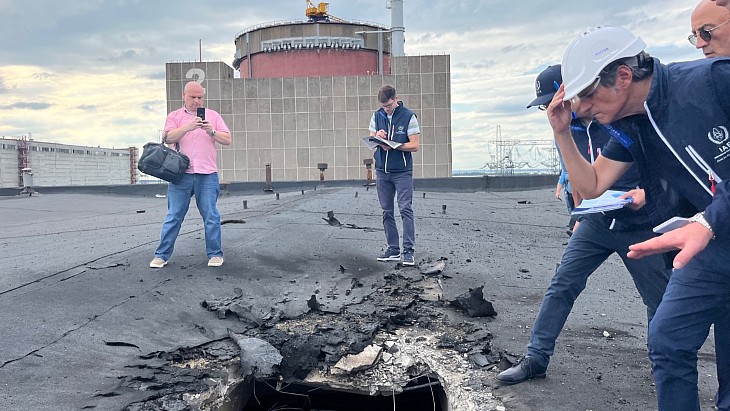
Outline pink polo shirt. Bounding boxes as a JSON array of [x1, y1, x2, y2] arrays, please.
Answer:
[[164, 107, 230, 174]]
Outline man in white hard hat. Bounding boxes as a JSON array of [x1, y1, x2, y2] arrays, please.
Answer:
[[547, 26, 730, 411], [496, 65, 676, 386]]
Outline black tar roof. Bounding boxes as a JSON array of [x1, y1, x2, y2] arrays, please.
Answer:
[[0, 177, 719, 410]]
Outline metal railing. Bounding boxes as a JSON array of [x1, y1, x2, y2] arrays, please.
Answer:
[[234, 19, 388, 40]]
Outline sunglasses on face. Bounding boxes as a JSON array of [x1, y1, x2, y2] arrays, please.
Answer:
[[569, 77, 601, 109], [688, 17, 730, 46]]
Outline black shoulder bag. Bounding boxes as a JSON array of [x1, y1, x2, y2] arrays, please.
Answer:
[[137, 141, 190, 184]]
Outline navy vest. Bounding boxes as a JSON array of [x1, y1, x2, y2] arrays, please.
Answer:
[[373, 102, 416, 173]]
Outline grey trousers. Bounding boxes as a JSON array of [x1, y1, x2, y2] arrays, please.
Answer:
[[376, 170, 414, 252]]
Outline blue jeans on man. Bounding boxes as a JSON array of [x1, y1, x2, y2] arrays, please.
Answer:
[[648, 238, 730, 411], [154, 172, 222, 261], [376, 170, 414, 254], [527, 214, 671, 368]]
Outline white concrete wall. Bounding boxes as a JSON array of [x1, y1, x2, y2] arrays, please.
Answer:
[[0, 139, 134, 188], [0, 142, 19, 187]]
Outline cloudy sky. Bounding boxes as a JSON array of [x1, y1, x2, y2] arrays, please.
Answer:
[[0, 0, 707, 170]]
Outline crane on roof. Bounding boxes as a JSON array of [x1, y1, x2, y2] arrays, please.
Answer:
[[305, 1, 345, 22]]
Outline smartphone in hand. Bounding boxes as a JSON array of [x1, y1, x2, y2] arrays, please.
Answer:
[[196, 107, 206, 121], [653, 216, 690, 234]]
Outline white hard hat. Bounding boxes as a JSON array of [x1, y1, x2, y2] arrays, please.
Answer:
[[561, 27, 646, 101]]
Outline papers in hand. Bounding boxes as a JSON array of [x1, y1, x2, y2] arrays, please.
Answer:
[[361, 135, 402, 150], [571, 190, 633, 215]]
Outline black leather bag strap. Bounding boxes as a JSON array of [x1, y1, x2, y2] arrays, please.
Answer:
[[161, 133, 182, 153]]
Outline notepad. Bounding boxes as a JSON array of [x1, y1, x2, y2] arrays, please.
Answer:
[[571, 190, 633, 215], [361, 135, 402, 150]]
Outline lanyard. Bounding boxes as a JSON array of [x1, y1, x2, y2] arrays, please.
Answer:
[[570, 124, 595, 162], [600, 123, 634, 148]]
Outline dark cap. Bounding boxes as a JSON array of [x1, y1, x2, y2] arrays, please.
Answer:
[[526, 64, 562, 108]]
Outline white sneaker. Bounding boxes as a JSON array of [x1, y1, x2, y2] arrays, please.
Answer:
[[208, 256, 224, 267], [149, 257, 167, 268]]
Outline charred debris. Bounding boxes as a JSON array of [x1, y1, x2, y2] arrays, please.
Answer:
[[107, 256, 507, 410]]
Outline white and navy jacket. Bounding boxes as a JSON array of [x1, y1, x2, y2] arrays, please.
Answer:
[[603, 57, 730, 240]]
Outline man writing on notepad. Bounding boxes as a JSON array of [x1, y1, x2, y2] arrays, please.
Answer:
[[368, 85, 420, 266]]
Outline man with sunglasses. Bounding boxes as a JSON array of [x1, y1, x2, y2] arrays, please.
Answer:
[[691, 0, 730, 58], [688, 3, 730, 408], [549, 26, 730, 411], [496, 65, 675, 386]]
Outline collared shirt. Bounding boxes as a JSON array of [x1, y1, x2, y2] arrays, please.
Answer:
[[164, 107, 230, 174]]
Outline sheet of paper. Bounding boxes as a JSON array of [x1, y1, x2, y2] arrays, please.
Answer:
[[571, 190, 633, 215], [360, 136, 380, 150]]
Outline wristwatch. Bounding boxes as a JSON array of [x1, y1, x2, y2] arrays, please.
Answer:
[[210, 130, 217, 137], [689, 212, 715, 238]]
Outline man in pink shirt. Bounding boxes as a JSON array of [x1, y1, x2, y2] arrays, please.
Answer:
[[150, 81, 231, 268]]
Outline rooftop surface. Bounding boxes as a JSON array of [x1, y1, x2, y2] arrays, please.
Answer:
[[0, 180, 719, 410]]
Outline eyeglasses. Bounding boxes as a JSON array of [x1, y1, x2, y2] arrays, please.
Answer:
[[569, 77, 601, 109], [381, 99, 397, 110], [688, 17, 730, 46]]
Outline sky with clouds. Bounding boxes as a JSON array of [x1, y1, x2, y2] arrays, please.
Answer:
[[0, 0, 708, 171]]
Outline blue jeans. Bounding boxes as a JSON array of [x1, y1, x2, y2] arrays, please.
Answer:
[[527, 214, 672, 368], [648, 238, 730, 411], [154, 173, 222, 261], [376, 170, 414, 252]]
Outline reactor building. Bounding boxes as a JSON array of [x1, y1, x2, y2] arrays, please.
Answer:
[[165, 0, 452, 183]]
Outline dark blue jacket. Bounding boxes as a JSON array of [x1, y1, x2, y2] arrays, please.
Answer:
[[373, 102, 417, 173], [603, 57, 730, 239]]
